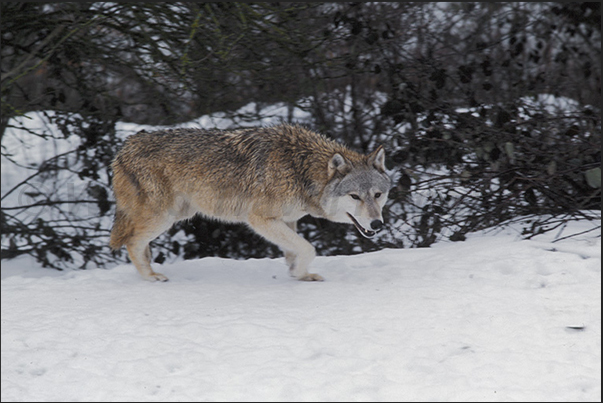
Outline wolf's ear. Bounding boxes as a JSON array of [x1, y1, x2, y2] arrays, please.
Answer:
[[328, 153, 347, 177], [368, 146, 386, 172]]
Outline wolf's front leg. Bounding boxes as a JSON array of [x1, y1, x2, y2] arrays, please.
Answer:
[[284, 221, 298, 277], [248, 215, 324, 281]]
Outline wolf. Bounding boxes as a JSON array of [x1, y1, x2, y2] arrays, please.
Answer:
[[109, 124, 391, 282]]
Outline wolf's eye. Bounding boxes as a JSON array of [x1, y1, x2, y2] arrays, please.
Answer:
[[375, 193, 382, 199], [350, 194, 361, 200]]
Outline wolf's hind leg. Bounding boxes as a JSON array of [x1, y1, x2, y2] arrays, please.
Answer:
[[125, 214, 174, 282], [127, 241, 168, 282], [248, 216, 323, 281]]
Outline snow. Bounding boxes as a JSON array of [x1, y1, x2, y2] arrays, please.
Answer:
[[2, 218, 600, 402]]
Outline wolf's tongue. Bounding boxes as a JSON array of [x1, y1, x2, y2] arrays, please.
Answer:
[[347, 213, 376, 238]]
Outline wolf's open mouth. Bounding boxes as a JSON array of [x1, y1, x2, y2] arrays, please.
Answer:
[[347, 213, 376, 238]]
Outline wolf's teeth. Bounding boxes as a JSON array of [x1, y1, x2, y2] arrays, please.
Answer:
[[347, 213, 376, 238]]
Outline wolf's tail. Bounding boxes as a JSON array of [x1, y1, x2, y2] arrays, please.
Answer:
[[109, 209, 133, 250]]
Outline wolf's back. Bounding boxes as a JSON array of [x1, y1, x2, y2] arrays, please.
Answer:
[[113, 125, 349, 192], [110, 124, 367, 221]]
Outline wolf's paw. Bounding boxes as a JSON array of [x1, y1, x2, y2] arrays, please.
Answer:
[[144, 272, 169, 282], [298, 273, 324, 282]]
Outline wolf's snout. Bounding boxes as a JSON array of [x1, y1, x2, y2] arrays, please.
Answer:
[[370, 220, 383, 231]]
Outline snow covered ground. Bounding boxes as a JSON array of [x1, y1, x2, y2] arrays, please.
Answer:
[[1, 218, 600, 402]]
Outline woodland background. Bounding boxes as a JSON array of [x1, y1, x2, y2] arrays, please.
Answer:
[[1, 2, 600, 270]]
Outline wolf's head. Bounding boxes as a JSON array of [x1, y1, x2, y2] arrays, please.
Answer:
[[320, 146, 392, 238]]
